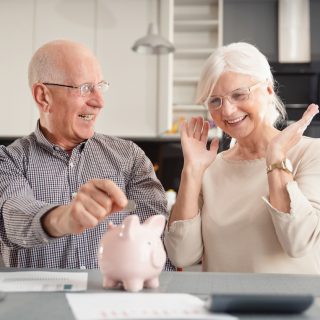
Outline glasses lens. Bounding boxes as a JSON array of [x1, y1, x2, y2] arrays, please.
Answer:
[[80, 83, 92, 96], [229, 88, 250, 103], [96, 81, 109, 93], [208, 97, 222, 110]]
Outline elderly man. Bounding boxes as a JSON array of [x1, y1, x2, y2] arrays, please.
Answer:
[[0, 39, 173, 270]]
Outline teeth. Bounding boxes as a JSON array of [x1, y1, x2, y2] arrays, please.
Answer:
[[227, 116, 246, 124], [79, 114, 94, 121]]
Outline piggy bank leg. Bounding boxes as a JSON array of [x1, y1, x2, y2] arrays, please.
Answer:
[[123, 279, 144, 292], [144, 277, 159, 289], [103, 276, 118, 289]]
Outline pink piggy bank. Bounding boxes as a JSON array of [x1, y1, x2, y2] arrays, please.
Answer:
[[98, 214, 166, 292]]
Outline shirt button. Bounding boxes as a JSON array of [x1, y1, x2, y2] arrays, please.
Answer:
[[80, 266, 86, 270], [72, 192, 77, 199], [69, 162, 74, 168], [23, 240, 27, 245], [43, 238, 48, 243]]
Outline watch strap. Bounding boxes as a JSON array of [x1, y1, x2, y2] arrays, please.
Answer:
[[266, 159, 293, 174]]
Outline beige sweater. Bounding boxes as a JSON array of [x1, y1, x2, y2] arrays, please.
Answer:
[[164, 136, 320, 274]]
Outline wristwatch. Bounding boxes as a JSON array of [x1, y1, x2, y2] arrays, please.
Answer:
[[267, 158, 293, 174]]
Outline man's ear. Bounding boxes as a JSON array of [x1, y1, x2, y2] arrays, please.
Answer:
[[32, 83, 51, 112]]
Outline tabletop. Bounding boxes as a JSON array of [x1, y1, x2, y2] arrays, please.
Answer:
[[1, 269, 320, 319]]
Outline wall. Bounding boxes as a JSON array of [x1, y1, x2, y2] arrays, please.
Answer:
[[0, 0, 162, 137]]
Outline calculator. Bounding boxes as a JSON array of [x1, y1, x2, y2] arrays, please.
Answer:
[[206, 293, 314, 314]]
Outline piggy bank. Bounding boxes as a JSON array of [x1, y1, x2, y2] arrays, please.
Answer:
[[98, 214, 167, 292]]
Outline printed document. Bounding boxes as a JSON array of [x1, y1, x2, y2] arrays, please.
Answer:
[[0, 271, 87, 292], [66, 292, 237, 320]]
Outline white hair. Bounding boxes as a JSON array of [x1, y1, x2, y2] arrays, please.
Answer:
[[196, 42, 286, 126]]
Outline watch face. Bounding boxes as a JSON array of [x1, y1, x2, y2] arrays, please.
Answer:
[[284, 158, 293, 172]]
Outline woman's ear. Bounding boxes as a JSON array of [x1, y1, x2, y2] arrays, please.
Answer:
[[32, 83, 51, 112], [266, 83, 273, 95]]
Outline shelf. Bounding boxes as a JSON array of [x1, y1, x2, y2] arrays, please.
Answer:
[[175, 0, 219, 5], [174, 20, 219, 32], [167, 0, 222, 133], [159, 133, 181, 139]]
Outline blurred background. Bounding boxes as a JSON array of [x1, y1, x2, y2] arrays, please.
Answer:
[[0, 0, 319, 193]]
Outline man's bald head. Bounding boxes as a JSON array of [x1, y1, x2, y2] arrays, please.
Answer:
[[28, 40, 98, 88]]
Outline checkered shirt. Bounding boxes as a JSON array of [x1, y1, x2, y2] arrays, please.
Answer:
[[0, 125, 174, 270]]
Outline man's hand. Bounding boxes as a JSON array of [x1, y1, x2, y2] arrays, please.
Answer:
[[42, 179, 128, 237]]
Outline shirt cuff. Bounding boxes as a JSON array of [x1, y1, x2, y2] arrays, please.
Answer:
[[31, 204, 61, 244], [262, 180, 314, 220], [166, 211, 201, 235]]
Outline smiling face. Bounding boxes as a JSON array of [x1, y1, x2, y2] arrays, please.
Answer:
[[208, 71, 274, 142], [33, 41, 105, 150]]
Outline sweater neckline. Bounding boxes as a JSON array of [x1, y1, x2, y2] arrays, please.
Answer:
[[219, 151, 266, 165]]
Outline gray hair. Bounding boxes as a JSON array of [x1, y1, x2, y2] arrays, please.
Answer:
[[196, 42, 286, 126]]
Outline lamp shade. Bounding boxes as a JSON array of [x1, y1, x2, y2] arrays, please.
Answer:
[[132, 23, 174, 55]]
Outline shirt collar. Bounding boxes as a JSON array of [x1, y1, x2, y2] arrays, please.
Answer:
[[34, 121, 88, 154]]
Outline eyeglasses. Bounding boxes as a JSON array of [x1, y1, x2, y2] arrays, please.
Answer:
[[42, 80, 110, 97], [204, 82, 264, 111]]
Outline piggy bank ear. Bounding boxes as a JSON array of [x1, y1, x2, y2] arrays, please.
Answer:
[[123, 214, 140, 240], [143, 215, 166, 237]]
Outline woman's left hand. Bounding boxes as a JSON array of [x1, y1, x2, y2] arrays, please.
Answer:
[[266, 104, 319, 163]]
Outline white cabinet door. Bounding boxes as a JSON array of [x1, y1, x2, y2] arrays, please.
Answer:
[[0, 0, 34, 137]]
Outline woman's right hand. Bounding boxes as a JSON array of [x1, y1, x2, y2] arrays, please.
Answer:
[[181, 117, 219, 172]]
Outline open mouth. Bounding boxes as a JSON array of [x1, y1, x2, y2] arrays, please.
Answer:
[[78, 114, 94, 121], [225, 115, 247, 125]]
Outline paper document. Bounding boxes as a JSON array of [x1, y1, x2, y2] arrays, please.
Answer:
[[66, 292, 237, 320], [0, 271, 87, 292]]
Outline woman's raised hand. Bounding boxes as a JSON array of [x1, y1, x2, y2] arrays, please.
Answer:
[[180, 116, 219, 172], [267, 104, 319, 163]]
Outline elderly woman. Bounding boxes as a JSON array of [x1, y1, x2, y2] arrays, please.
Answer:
[[164, 42, 320, 274]]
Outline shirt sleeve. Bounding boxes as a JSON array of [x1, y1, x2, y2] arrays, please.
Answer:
[[0, 146, 58, 248], [164, 212, 203, 268], [125, 142, 175, 271], [262, 139, 320, 258]]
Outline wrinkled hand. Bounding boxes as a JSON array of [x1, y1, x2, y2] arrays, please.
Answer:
[[181, 117, 219, 171], [67, 179, 127, 233], [44, 179, 128, 236], [267, 104, 319, 163]]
